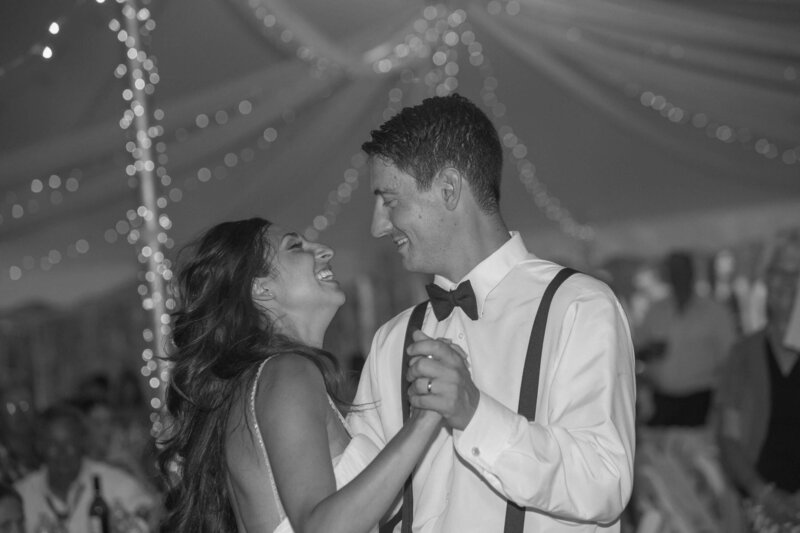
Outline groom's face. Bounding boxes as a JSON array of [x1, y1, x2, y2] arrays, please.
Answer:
[[370, 158, 448, 275]]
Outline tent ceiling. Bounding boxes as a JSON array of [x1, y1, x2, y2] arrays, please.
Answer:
[[1, 0, 798, 310]]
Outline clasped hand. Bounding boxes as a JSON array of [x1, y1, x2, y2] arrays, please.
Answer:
[[406, 330, 480, 430]]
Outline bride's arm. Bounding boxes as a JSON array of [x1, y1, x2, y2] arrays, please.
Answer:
[[258, 353, 439, 533]]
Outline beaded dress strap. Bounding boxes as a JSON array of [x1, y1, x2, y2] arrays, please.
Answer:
[[250, 359, 286, 522]]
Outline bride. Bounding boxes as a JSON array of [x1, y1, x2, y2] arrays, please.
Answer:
[[158, 217, 440, 532]]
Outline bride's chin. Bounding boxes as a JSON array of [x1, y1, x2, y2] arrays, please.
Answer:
[[319, 293, 346, 314], [329, 288, 346, 306]]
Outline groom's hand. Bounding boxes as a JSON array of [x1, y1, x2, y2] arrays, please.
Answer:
[[406, 330, 479, 430]]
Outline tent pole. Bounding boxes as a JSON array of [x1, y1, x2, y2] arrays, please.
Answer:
[[122, 0, 169, 412]]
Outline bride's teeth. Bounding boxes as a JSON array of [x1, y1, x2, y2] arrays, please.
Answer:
[[316, 269, 334, 281]]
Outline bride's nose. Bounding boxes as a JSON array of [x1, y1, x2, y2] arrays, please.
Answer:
[[314, 243, 334, 262]]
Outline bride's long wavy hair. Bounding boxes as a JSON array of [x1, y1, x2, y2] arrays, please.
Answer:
[[157, 217, 350, 533]]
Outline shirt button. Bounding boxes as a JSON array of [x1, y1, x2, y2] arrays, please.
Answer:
[[458, 332, 464, 339], [471, 447, 480, 456]]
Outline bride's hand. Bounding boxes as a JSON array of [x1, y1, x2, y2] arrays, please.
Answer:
[[408, 403, 443, 432]]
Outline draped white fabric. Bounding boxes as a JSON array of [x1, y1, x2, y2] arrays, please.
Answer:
[[0, 0, 798, 310]]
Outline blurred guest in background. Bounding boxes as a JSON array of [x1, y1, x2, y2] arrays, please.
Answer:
[[715, 228, 800, 532], [70, 370, 159, 495], [73, 373, 111, 407], [0, 483, 25, 533], [13, 403, 156, 533], [0, 387, 38, 484], [74, 397, 158, 495], [636, 250, 738, 427], [74, 398, 116, 465], [110, 369, 149, 424]]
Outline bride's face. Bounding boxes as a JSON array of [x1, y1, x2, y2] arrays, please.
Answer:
[[254, 225, 345, 319]]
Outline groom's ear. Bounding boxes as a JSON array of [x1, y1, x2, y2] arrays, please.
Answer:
[[438, 167, 462, 211]]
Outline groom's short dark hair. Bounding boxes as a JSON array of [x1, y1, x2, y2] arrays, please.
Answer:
[[362, 93, 503, 214]]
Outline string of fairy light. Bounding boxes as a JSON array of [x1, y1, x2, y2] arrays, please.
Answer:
[[3, 0, 172, 424], [7, 0, 380, 278], [485, 0, 800, 166], [106, 0, 174, 428], [7, 0, 798, 271], [429, 6, 594, 240], [4, 0, 344, 266], [16, 0, 795, 276], [626, 83, 799, 166], [237, 0, 347, 79], [1, 0, 171, 413], [464, 17, 596, 240], [307, 4, 594, 242], [1, 0, 87, 227]]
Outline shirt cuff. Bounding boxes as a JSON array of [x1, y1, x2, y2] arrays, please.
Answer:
[[453, 391, 519, 472]]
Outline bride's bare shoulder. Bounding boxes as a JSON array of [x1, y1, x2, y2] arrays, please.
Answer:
[[255, 353, 328, 421]]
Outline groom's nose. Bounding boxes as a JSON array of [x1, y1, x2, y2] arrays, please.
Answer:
[[371, 198, 392, 238]]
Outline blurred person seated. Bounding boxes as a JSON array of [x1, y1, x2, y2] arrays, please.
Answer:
[[636, 250, 738, 427], [715, 228, 800, 532], [74, 394, 159, 496], [13, 403, 156, 533], [0, 483, 25, 533]]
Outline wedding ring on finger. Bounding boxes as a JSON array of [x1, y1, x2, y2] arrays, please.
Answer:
[[426, 378, 433, 394]]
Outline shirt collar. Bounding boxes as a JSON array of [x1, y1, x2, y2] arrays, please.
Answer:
[[432, 231, 532, 318]]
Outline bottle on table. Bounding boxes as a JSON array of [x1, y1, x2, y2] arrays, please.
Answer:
[[88, 474, 111, 533]]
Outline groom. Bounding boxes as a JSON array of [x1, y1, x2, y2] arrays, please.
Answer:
[[348, 94, 636, 532]]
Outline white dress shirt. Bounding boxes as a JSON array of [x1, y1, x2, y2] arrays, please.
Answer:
[[349, 232, 636, 532]]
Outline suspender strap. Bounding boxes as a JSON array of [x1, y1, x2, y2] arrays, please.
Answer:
[[380, 301, 428, 533], [503, 267, 577, 533]]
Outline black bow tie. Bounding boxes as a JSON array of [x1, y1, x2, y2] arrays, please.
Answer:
[[425, 280, 479, 321]]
